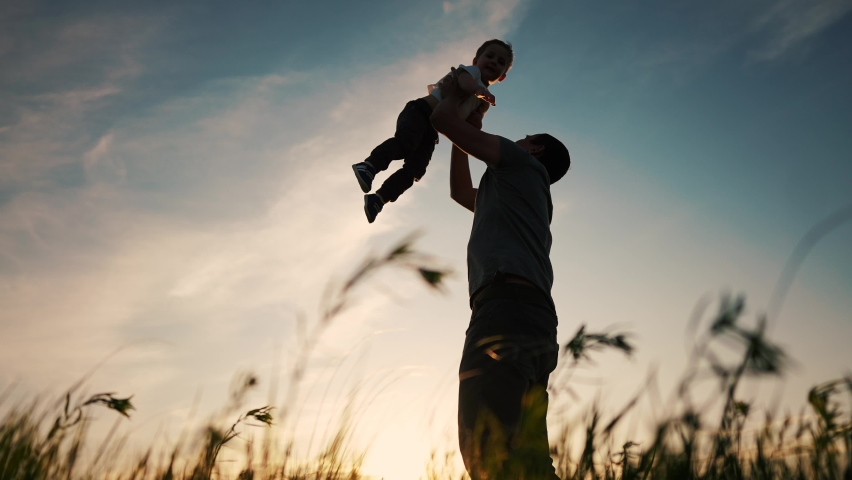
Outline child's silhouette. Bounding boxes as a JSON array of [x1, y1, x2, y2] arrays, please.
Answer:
[[352, 40, 513, 223]]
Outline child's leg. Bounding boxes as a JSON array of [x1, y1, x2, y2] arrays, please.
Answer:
[[365, 100, 432, 173], [375, 124, 437, 203]]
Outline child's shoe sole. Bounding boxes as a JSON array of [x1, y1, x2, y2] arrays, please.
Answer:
[[352, 164, 373, 193], [364, 194, 383, 223]]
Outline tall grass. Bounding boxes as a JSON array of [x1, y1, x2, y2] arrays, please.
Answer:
[[1, 234, 849, 479], [546, 296, 851, 480], [1, 235, 450, 480]]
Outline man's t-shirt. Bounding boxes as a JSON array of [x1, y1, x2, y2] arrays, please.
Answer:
[[467, 137, 554, 298]]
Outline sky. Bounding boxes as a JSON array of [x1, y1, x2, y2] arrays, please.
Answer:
[[1, 0, 852, 478]]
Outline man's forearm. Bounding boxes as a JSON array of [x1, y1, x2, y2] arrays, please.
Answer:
[[431, 87, 502, 166], [431, 95, 462, 134], [450, 145, 473, 192], [450, 145, 476, 212]]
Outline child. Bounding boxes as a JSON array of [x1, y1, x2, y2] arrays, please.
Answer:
[[352, 39, 514, 223]]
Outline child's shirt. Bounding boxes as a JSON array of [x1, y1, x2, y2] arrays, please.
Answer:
[[427, 64, 488, 120]]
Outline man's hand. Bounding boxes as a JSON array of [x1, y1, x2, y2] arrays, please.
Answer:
[[474, 87, 496, 106], [431, 98, 500, 166], [435, 68, 460, 98], [439, 68, 495, 106], [431, 68, 500, 166]]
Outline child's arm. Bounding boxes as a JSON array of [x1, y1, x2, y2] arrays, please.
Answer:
[[457, 69, 495, 106], [432, 89, 501, 167], [437, 67, 496, 106]]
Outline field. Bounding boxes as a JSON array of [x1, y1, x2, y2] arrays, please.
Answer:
[[2, 237, 850, 480]]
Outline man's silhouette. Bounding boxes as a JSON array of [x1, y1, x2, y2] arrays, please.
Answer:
[[431, 82, 571, 479]]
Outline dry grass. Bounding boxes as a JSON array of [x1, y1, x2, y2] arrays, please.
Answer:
[[1, 234, 849, 479]]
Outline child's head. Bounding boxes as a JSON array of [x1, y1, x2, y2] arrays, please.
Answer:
[[473, 39, 513, 85]]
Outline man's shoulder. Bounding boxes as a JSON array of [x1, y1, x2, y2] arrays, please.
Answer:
[[496, 137, 535, 168]]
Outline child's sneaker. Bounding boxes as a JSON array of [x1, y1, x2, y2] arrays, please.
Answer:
[[352, 162, 376, 193], [364, 194, 383, 223]]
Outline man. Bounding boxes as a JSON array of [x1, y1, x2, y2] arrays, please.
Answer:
[[430, 80, 571, 479]]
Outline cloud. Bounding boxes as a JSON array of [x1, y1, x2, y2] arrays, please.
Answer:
[[588, 2, 848, 86], [0, 3, 530, 477], [442, 0, 529, 31], [0, 0, 529, 391], [0, 11, 153, 210], [749, 0, 852, 61], [83, 131, 129, 195], [1, 13, 154, 87]]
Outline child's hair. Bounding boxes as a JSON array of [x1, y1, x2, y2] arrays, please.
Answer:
[[531, 134, 571, 184], [476, 39, 514, 71]]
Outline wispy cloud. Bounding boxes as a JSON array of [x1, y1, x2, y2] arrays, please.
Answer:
[[0, 1, 529, 476], [595, 2, 850, 86], [749, 0, 852, 61], [443, 0, 529, 29], [0, 10, 155, 214], [2, 13, 153, 85], [0, 0, 527, 422]]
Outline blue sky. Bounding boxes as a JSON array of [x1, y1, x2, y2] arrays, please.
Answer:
[[2, 1, 851, 478]]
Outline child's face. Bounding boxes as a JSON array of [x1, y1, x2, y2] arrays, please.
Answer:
[[473, 45, 511, 84]]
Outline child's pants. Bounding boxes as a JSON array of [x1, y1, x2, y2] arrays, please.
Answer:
[[366, 98, 438, 203]]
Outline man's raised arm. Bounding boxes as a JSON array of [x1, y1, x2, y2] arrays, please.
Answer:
[[430, 74, 501, 166], [450, 144, 477, 212], [449, 109, 484, 212]]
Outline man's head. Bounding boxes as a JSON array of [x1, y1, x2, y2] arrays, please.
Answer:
[[473, 39, 513, 85], [517, 134, 571, 184]]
